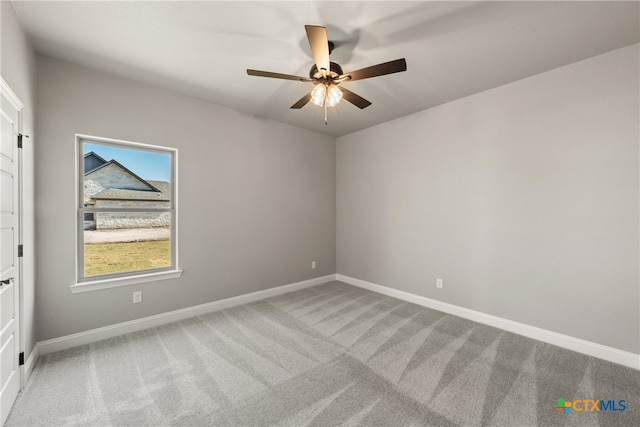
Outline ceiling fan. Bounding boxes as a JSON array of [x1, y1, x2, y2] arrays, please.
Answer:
[[247, 25, 407, 125]]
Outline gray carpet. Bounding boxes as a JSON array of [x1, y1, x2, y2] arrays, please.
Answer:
[[7, 281, 639, 426]]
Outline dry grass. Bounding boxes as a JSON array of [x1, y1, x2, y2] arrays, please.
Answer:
[[84, 240, 170, 276]]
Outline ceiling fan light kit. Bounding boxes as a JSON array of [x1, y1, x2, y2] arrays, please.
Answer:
[[326, 85, 343, 107], [310, 84, 343, 108], [247, 25, 407, 125]]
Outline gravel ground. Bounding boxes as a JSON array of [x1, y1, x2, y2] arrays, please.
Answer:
[[84, 227, 170, 244]]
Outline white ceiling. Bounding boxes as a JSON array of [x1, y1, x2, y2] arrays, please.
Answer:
[[12, 1, 640, 137]]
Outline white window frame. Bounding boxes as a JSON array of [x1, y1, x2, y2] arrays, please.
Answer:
[[71, 134, 182, 293]]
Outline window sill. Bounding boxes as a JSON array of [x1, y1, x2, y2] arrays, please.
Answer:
[[70, 269, 183, 293]]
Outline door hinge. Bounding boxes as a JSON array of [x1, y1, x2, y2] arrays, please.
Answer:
[[17, 133, 29, 148], [18, 244, 23, 257], [19, 352, 24, 366]]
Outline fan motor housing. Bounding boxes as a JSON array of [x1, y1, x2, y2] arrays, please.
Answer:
[[309, 62, 344, 80]]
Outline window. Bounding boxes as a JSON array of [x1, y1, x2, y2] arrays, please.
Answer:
[[83, 204, 95, 222], [73, 135, 181, 292]]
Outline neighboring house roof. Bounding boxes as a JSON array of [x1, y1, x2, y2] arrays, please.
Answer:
[[84, 154, 171, 203], [92, 188, 170, 201], [84, 151, 108, 173], [146, 180, 171, 197], [85, 159, 163, 193]]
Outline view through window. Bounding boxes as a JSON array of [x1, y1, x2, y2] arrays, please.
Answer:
[[78, 137, 176, 280]]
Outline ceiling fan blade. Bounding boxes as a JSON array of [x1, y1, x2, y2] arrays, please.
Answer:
[[290, 92, 312, 109], [247, 69, 312, 82], [341, 58, 407, 82], [305, 25, 330, 73], [339, 87, 372, 109]]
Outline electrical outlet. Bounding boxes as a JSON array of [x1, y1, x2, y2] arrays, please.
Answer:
[[133, 291, 142, 304], [311, 261, 316, 269], [436, 278, 443, 289]]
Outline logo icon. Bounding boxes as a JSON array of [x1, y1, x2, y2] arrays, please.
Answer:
[[555, 398, 572, 415]]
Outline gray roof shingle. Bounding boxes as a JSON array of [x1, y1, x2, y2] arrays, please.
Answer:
[[92, 184, 170, 202]]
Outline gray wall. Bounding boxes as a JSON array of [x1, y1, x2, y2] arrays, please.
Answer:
[[1, 1, 37, 362], [27, 34, 640, 355], [36, 57, 336, 341], [337, 45, 639, 354]]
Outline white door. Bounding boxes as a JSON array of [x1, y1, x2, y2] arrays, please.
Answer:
[[0, 83, 21, 426]]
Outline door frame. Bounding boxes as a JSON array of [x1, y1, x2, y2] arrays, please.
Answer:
[[0, 76, 25, 388]]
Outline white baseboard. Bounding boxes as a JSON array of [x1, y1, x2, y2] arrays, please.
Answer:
[[20, 344, 40, 387], [337, 274, 640, 370], [35, 272, 639, 371], [37, 274, 336, 356]]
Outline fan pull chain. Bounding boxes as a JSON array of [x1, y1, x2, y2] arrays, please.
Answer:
[[324, 97, 328, 125]]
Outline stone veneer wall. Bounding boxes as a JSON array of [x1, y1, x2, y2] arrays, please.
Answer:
[[94, 200, 170, 229], [84, 179, 105, 202]]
